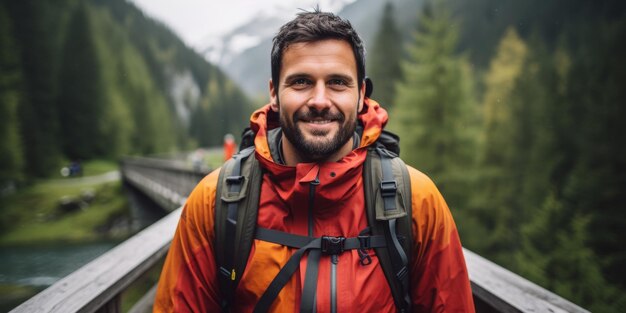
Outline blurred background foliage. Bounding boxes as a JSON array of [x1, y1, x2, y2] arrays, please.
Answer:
[[1, 0, 625, 311], [0, 0, 252, 182], [382, 0, 626, 311]]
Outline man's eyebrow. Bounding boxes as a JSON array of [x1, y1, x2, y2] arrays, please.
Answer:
[[283, 73, 311, 83], [328, 74, 355, 83], [283, 73, 355, 82]]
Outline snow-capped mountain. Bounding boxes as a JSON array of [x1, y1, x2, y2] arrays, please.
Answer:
[[201, 13, 281, 67]]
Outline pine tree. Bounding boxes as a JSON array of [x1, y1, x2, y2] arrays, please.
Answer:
[[367, 2, 403, 109], [56, 3, 105, 159], [559, 17, 626, 290], [0, 4, 24, 185], [511, 37, 563, 222], [389, 1, 477, 215], [6, 1, 64, 177], [472, 28, 528, 260], [516, 193, 626, 312]]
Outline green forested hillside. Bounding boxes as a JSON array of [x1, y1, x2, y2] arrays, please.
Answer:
[[371, 0, 626, 311], [0, 0, 251, 183]]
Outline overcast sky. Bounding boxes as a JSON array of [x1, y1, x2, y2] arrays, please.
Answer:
[[129, 0, 353, 49]]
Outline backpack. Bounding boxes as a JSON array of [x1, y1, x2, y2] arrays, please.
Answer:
[[214, 128, 413, 313]]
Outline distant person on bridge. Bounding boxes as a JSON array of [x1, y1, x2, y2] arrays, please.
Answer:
[[223, 133, 237, 161], [154, 9, 474, 313]]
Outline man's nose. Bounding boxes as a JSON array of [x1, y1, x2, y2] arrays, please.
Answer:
[[307, 82, 332, 110]]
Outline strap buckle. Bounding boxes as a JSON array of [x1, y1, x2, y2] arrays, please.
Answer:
[[321, 236, 345, 255], [380, 180, 398, 197], [357, 235, 371, 249], [226, 175, 244, 184]]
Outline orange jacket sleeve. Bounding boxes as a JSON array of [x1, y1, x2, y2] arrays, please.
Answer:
[[153, 170, 222, 313], [408, 167, 475, 312]]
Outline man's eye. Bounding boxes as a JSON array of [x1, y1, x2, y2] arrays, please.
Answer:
[[329, 79, 347, 86], [293, 78, 310, 86]]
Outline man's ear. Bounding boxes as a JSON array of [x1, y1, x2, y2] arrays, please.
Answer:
[[357, 80, 366, 113], [269, 79, 279, 112]]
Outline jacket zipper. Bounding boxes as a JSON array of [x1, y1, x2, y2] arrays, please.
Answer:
[[309, 172, 337, 312], [307, 174, 320, 311], [331, 254, 338, 313], [308, 174, 319, 236]]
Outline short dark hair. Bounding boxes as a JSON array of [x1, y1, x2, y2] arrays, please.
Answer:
[[271, 10, 366, 92]]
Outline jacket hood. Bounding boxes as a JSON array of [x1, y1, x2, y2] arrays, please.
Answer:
[[249, 98, 389, 165], [247, 98, 389, 220]]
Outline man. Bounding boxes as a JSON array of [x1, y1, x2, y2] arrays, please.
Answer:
[[154, 10, 474, 312]]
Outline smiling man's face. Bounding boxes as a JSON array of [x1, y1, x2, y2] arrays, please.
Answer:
[[270, 39, 364, 164]]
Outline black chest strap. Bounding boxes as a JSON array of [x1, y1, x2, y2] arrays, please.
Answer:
[[252, 227, 387, 313]]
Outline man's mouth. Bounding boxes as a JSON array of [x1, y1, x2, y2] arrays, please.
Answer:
[[295, 110, 344, 129], [304, 119, 334, 124]]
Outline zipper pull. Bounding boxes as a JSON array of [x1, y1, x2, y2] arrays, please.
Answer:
[[331, 254, 338, 265], [308, 173, 320, 237]]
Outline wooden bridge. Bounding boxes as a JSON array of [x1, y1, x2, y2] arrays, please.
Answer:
[[10, 155, 590, 313]]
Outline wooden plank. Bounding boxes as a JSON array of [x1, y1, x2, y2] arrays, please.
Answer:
[[463, 248, 590, 313], [10, 209, 182, 313]]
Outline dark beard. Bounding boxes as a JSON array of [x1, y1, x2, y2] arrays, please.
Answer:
[[280, 108, 356, 162]]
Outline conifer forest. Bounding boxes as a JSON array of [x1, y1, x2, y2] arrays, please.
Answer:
[[1, 0, 625, 311]]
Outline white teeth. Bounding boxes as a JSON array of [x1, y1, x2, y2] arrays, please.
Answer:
[[307, 120, 332, 124]]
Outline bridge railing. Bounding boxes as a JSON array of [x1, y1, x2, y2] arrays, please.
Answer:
[[120, 156, 210, 211], [9, 207, 181, 313], [10, 157, 591, 313]]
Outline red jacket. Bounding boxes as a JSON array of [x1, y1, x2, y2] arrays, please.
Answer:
[[154, 99, 475, 312]]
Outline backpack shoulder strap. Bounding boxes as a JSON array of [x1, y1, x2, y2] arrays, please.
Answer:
[[363, 145, 413, 313], [214, 146, 262, 311]]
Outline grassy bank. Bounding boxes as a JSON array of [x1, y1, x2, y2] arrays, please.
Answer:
[[0, 284, 43, 312], [77, 159, 119, 176], [0, 160, 130, 246]]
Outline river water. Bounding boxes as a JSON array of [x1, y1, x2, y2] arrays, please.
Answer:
[[0, 241, 120, 312], [0, 241, 118, 287], [0, 182, 167, 312]]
